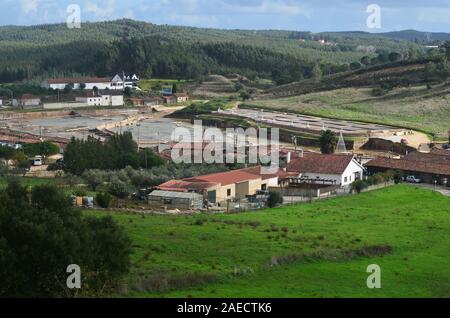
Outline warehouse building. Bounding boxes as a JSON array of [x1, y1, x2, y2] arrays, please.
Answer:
[[148, 190, 204, 210], [365, 150, 450, 185]]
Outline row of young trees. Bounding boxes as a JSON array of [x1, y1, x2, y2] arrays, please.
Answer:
[[63, 132, 164, 175]]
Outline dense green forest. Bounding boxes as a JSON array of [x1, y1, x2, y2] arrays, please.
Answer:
[[0, 19, 428, 84]]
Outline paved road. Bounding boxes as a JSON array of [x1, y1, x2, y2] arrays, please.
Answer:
[[410, 184, 450, 196]]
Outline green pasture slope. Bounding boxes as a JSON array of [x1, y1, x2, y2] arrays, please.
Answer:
[[0, 177, 54, 189], [90, 185, 450, 298]]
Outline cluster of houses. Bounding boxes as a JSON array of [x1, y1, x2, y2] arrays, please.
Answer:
[[0, 91, 125, 110], [148, 150, 366, 210], [41, 74, 140, 91], [1, 74, 189, 110], [148, 142, 450, 210]]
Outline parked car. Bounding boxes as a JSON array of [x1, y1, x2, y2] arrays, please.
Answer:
[[32, 156, 43, 166], [405, 176, 422, 183]]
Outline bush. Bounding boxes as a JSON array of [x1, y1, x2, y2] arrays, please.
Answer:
[[96, 192, 113, 208], [267, 191, 283, 208], [83, 170, 107, 191], [394, 170, 403, 184], [352, 180, 368, 194], [108, 179, 130, 199], [73, 187, 88, 197], [47, 160, 65, 171]]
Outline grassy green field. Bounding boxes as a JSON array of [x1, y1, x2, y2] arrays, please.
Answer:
[[0, 177, 55, 189], [138, 79, 188, 92], [87, 185, 450, 298], [247, 84, 450, 138]]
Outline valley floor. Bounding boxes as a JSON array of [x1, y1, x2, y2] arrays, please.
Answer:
[[87, 185, 450, 298]]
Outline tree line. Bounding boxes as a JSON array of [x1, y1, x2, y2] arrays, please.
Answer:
[[63, 132, 164, 175], [0, 19, 427, 85]]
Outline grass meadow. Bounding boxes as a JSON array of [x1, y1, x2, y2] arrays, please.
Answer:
[[86, 185, 450, 298]]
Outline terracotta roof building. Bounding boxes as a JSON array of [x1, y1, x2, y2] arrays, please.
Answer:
[[287, 153, 364, 187], [366, 151, 450, 184]]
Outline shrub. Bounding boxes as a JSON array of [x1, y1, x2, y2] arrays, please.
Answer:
[[73, 187, 88, 197], [96, 192, 113, 208], [83, 170, 107, 191], [108, 179, 130, 199], [267, 191, 283, 208], [352, 180, 368, 194], [394, 170, 403, 184]]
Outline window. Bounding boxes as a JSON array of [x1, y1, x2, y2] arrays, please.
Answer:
[[227, 189, 232, 197], [344, 177, 348, 183]]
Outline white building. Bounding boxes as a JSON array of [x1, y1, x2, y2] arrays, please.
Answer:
[[42, 77, 114, 90], [174, 93, 189, 103], [12, 95, 41, 109], [41, 74, 140, 91], [75, 91, 124, 106], [287, 153, 364, 187]]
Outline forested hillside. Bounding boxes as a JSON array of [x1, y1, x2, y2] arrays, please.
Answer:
[[0, 19, 427, 84]]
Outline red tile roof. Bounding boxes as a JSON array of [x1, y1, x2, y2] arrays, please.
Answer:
[[366, 153, 450, 176], [287, 153, 355, 175], [46, 77, 111, 84], [430, 148, 450, 157], [21, 94, 39, 100], [157, 180, 220, 192], [241, 166, 297, 180], [404, 151, 450, 165], [184, 170, 261, 186]]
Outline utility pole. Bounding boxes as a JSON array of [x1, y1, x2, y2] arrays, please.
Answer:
[[137, 124, 141, 149]]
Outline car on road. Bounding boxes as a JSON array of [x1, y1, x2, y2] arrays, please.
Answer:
[[405, 176, 422, 183]]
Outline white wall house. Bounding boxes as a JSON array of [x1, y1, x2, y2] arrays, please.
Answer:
[[110, 74, 125, 90], [42, 77, 113, 90], [288, 153, 364, 187], [75, 92, 124, 106], [41, 74, 140, 91], [12, 95, 41, 109], [174, 93, 189, 103]]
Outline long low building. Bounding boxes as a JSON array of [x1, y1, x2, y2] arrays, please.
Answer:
[[41, 74, 139, 91], [365, 150, 450, 185], [149, 190, 204, 210], [75, 90, 124, 106], [42, 77, 113, 90], [157, 166, 294, 204]]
